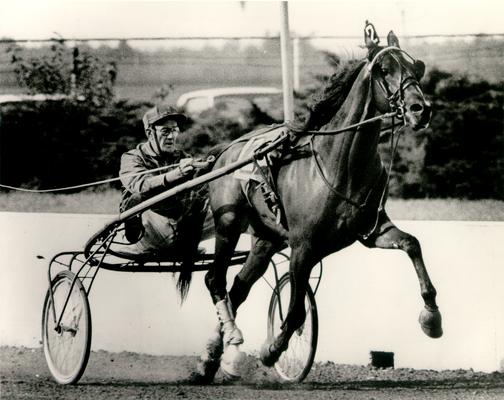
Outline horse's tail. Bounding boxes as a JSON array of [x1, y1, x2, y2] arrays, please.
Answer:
[[176, 268, 192, 303], [175, 198, 209, 303]]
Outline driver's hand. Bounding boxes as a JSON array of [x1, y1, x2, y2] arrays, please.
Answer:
[[178, 158, 195, 176]]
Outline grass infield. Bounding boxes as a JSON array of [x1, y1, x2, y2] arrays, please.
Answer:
[[0, 190, 503, 221]]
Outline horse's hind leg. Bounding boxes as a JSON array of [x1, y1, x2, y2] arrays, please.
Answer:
[[361, 211, 443, 338], [197, 234, 282, 381], [196, 205, 245, 382]]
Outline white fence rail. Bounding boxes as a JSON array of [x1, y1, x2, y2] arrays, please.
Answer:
[[1, 212, 503, 372]]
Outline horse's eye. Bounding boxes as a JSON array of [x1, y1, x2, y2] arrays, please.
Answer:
[[379, 66, 389, 75]]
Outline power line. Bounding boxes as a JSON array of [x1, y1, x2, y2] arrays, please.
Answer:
[[0, 35, 282, 44], [2, 32, 504, 44]]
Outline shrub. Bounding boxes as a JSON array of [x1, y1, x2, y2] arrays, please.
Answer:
[[7, 41, 116, 108], [0, 99, 152, 190]]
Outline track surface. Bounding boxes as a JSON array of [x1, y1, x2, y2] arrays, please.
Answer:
[[2, 346, 504, 399]]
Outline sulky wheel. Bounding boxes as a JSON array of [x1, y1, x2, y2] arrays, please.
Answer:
[[267, 272, 318, 382], [42, 270, 92, 384]]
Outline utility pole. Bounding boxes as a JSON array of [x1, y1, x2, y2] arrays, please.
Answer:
[[293, 37, 301, 92], [279, 1, 294, 122]]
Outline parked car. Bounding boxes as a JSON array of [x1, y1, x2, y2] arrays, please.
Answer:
[[176, 86, 284, 122], [0, 93, 68, 105]]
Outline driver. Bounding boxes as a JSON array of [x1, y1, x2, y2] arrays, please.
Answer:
[[118, 105, 209, 256]]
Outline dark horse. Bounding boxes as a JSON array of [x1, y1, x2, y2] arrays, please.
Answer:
[[196, 22, 442, 381]]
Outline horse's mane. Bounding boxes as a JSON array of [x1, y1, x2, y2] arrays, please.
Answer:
[[304, 59, 367, 130]]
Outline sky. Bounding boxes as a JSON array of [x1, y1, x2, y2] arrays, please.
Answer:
[[0, 0, 503, 44]]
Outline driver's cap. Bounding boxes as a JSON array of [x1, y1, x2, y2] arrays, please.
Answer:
[[142, 105, 187, 131]]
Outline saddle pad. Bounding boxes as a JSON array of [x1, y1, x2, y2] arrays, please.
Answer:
[[233, 126, 286, 182]]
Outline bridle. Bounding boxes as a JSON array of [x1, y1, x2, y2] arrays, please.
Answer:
[[367, 46, 423, 119]]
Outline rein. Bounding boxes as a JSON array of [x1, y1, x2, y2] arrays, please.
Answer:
[[0, 159, 213, 193], [288, 111, 399, 136]]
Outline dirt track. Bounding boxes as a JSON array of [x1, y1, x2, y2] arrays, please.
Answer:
[[2, 346, 504, 399]]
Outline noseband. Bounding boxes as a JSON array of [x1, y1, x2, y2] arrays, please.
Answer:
[[367, 46, 422, 117]]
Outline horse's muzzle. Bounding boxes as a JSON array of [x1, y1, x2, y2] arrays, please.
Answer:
[[407, 100, 432, 131]]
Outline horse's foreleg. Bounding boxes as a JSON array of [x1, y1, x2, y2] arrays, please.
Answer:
[[260, 248, 313, 366], [361, 212, 443, 338]]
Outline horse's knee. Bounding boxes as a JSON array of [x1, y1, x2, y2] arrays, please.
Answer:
[[398, 235, 421, 257], [214, 206, 243, 236], [218, 211, 237, 228]]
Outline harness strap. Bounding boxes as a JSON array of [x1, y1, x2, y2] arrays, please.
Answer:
[[310, 136, 364, 209], [309, 115, 406, 238], [361, 120, 405, 240], [250, 133, 291, 226]]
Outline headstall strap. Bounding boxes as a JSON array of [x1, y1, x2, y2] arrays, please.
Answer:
[[367, 46, 400, 72], [367, 46, 417, 72]]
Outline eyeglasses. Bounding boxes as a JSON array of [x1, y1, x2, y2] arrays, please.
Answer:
[[155, 125, 179, 135]]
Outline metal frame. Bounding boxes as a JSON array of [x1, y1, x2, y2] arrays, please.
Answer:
[[46, 230, 323, 337]]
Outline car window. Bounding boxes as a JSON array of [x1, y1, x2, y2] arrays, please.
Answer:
[[214, 96, 251, 110]]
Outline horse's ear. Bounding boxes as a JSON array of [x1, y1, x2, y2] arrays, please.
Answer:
[[414, 60, 426, 80], [387, 31, 400, 47], [364, 20, 380, 50]]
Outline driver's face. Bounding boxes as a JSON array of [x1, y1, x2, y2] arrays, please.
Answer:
[[151, 120, 180, 153]]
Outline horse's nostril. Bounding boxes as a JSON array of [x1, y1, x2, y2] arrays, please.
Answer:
[[409, 103, 424, 114]]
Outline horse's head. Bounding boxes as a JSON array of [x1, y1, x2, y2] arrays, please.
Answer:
[[364, 21, 431, 130]]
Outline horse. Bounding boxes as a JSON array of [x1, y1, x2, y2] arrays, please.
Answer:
[[194, 22, 442, 382]]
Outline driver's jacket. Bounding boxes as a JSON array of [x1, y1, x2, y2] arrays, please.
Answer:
[[119, 141, 193, 220]]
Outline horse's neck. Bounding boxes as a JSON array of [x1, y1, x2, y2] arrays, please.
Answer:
[[315, 70, 382, 188]]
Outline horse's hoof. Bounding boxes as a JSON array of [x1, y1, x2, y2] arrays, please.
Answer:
[[260, 341, 279, 367], [194, 357, 220, 384], [220, 344, 246, 378], [221, 369, 241, 383], [188, 370, 214, 385], [419, 307, 443, 338]]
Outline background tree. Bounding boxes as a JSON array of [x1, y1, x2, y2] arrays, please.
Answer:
[[8, 40, 116, 108]]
